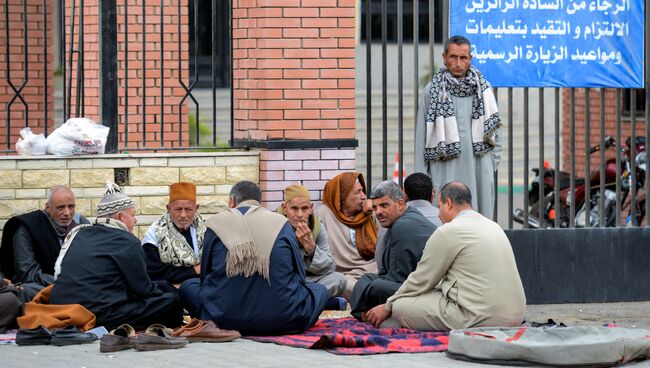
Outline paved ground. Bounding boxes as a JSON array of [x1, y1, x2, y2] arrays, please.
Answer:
[[5, 302, 650, 368]]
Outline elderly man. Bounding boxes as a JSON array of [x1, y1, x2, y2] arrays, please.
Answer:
[[142, 182, 205, 288], [317, 172, 378, 299], [414, 35, 502, 218], [0, 185, 89, 301], [404, 173, 442, 226], [50, 182, 183, 330], [365, 182, 526, 332], [278, 184, 346, 303], [350, 181, 436, 321], [179, 181, 327, 335]]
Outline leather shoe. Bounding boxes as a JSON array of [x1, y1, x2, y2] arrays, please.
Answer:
[[51, 325, 98, 346], [100, 324, 136, 353], [133, 324, 188, 351], [171, 318, 201, 336], [177, 320, 241, 343], [16, 325, 52, 346]]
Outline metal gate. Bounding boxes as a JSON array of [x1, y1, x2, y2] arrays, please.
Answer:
[[357, 0, 650, 230]]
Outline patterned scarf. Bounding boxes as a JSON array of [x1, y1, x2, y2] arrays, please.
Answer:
[[424, 65, 501, 161], [154, 212, 206, 267]]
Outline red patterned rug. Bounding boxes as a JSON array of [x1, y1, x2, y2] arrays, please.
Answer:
[[245, 317, 448, 355]]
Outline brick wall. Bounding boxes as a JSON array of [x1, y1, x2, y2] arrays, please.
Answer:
[[0, 0, 54, 150], [64, 1, 190, 150], [260, 148, 355, 210], [232, 0, 356, 141], [561, 88, 647, 177], [0, 152, 259, 239]]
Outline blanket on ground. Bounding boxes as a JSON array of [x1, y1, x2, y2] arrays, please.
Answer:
[[245, 317, 448, 355]]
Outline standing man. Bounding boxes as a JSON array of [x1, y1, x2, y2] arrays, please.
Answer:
[[350, 181, 435, 320], [317, 172, 379, 299], [404, 173, 442, 227], [365, 182, 526, 331], [414, 35, 502, 218], [142, 182, 205, 289], [278, 184, 346, 301], [0, 185, 89, 301], [51, 182, 183, 330]]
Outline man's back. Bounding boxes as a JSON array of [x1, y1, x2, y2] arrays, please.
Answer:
[[434, 212, 525, 327], [195, 207, 327, 335]]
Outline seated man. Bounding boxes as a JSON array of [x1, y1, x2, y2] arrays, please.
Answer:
[[180, 181, 327, 335], [317, 172, 378, 299], [365, 182, 526, 331], [142, 182, 205, 289], [351, 181, 436, 320], [0, 272, 21, 333], [0, 185, 89, 301], [278, 184, 346, 302], [50, 182, 183, 331], [404, 172, 442, 226]]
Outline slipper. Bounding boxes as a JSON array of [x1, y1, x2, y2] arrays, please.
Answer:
[[100, 324, 136, 353], [133, 324, 188, 351]]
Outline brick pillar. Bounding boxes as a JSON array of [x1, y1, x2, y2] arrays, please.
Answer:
[[0, 0, 54, 153], [232, 0, 358, 207], [65, 1, 189, 151], [561, 88, 646, 177]]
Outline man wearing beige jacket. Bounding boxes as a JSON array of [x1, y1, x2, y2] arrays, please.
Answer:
[[365, 181, 526, 331]]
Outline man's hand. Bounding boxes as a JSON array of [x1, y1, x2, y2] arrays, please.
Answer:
[[294, 221, 315, 255], [364, 304, 391, 328], [193, 263, 201, 274]]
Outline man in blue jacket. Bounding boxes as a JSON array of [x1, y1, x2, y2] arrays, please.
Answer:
[[180, 181, 327, 335]]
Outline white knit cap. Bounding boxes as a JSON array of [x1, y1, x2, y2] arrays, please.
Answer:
[[97, 181, 135, 217]]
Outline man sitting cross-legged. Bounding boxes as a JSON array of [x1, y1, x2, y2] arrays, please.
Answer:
[[278, 184, 346, 308], [365, 182, 526, 331], [180, 181, 327, 335], [50, 182, 183, 330], [350, 181, 436, 321]]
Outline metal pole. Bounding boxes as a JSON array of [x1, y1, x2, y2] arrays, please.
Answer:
[[381, 0, 388, 181], [99, 0, 118, 153], [366, 0, 372, 189]]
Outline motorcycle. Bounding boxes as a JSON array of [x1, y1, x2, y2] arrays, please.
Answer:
[[513, 136, 647, 228]]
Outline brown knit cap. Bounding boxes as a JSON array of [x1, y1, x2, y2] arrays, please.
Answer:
[[169, 182, 196, 203]]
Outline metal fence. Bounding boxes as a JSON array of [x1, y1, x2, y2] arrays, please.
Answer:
[[359, 0, 650, 230], [2, 0, 233, 153]]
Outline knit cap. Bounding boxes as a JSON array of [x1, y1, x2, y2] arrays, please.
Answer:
[[97, 181, 135, 217], [283, 184, 310, 203]]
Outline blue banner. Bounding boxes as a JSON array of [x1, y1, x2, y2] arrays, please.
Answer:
[[449, 0, 644, 87]]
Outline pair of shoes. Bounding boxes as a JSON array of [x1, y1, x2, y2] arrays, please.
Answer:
[[50, 325, 97, 346], [16, 326, 52, 346], [133, 324, 188, 351], [100, 324, 136, 353], [172, 319, 240, 343], [16, 325, 97, 346]]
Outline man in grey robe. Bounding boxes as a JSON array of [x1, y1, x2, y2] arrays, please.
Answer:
[[414, 35, 502, 219], [365, 182, 526, 331], [404, 172, 442, 227], [350, 181, 436, 321]]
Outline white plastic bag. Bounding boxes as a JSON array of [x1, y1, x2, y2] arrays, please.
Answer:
[[15, 127, 48, 156], [46, 118, 110, 156]]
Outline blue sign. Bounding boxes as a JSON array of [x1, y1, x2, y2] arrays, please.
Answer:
[[450, 0, 644, 87]]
